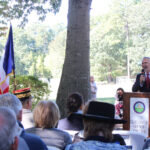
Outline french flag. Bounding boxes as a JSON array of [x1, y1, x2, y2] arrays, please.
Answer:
[[0, 25, 15, 94]]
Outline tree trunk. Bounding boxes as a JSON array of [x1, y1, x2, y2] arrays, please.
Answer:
[[56, 0, 92, 118]]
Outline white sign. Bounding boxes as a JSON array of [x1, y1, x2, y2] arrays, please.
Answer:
[[130, 97, 149, 137]]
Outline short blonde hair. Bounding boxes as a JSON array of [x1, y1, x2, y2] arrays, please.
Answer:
[[33, 100, 60, 128]]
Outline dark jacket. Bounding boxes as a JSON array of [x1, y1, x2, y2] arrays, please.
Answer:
[[18, 121, 48, 150], [21, 131, 48, 150], [132, 73, 150, 92]]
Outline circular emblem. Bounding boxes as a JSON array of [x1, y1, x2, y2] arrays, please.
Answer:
[[133, 101, 145, 114]]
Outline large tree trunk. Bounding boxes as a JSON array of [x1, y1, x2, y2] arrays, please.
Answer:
[[56, 0, 92, 118]]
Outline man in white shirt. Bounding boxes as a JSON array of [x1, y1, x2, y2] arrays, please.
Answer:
[[90, 76, 97, 99]]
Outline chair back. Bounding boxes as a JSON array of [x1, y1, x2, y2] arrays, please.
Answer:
[[113, 130, 146, 150]]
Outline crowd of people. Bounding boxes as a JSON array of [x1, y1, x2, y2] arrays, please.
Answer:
[[0, 57, 150, 150], [0, 92, 128, 150]]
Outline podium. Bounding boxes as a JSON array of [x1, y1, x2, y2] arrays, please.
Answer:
[[123, 92, 150, 137]]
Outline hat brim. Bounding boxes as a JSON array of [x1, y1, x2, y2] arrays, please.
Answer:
[[72, 112, 127, 124]]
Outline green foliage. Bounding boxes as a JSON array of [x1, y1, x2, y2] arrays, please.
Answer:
[[1, 0, 150, 83], [0, 0, 61, 35], [46, 29, 66, 78], [0, 23, 66, 79], [9, 75, 50, 109], [98, 97, 115, 105], [90, 0, 150, 82], [127, 0, 150, 76], [13, 24, 55, 78], [90, 12, 127, 82]]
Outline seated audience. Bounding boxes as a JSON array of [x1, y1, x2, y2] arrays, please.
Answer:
[[65, 101, 127, 150], [0, 107, 18, 150], [142, 138, 150, 150], [26, 100, 72, 150], [58, 92, 84, 131], [115, 88, 124, 119], [0, 93, 48, 150], [13, 88, 34, 129]]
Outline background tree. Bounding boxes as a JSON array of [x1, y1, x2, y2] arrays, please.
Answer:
[[0, 0, 92, 117], [2, 0, 150, 116], [56, 0, 92, 117], [90, 12, 127, 82], [46, 28, 66, 78]]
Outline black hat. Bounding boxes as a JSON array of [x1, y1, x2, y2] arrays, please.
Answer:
[[74, 101, 126, 124]]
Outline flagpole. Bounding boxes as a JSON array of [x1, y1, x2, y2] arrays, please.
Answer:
[[13, 70, 16, 91]]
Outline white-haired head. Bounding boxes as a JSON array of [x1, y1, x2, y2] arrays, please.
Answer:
[[0, 107, 18, 150], [0, 93, 22, 120]]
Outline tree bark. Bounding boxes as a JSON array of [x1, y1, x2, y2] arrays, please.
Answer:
[[56, 0, 92, 118]]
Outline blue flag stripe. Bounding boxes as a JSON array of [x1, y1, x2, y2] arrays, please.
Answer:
[[3, 25, 15, 75]]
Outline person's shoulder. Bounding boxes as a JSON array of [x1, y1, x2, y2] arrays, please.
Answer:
[[21, 131, 48, 150], [53, 128, 71, 137], [25, 127, 36, 133], [137, 73, 142, 77], [57, 117, 70, 129], [18, 137, 29, 150], [66, 140, 127, 150], [59, 117, 68, 123], [65, 141, 85, 150], [21, 131, 42, 141]]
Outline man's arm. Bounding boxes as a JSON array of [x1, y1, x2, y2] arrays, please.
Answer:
[[132, 74, 141, 92], [132, 74, 145, 92]]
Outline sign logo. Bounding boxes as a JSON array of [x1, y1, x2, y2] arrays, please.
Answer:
[[133, 101, 145, 114]]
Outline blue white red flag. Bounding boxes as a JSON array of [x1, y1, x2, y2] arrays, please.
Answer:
[[0, 25, 15, 94]]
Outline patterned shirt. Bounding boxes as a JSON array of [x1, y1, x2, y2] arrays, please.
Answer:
[[65, 136, 127, 150]]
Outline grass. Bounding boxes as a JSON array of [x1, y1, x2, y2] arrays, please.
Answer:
[[97, 97, 115, 105], [50, 97, 116, 105]]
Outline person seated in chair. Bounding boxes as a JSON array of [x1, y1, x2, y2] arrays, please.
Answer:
[[13, 88, 34, 129], [26, 100, 72, 150], [0, 93, 48, 150], [65, 101, 127, 150], [58, 92, 84, 131], [115, 88, 124, 119]]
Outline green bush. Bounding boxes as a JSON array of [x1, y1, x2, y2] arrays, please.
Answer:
[[10, 75, 50, 109]]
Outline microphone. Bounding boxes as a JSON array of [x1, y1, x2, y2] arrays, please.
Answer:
[[141, 69, 145, 84], [141, 69, 145, 75]]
